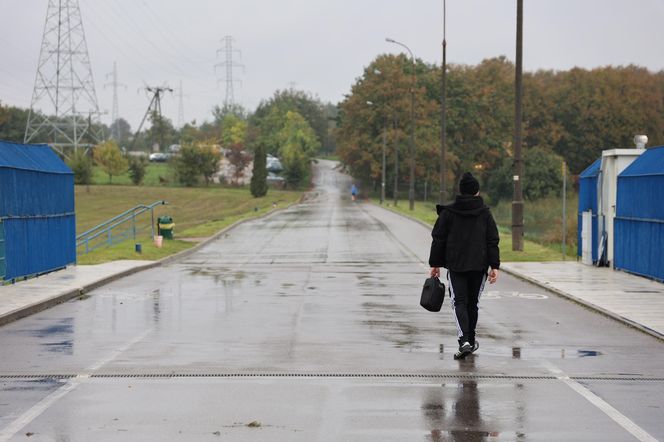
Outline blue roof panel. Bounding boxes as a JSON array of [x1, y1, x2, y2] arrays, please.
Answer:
[[0, 140, 72, 175], [579, 158, 601, 178], [619, 145, 664, 177]]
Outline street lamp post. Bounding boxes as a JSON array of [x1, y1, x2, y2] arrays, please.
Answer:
[[512, 0, 524, 251], [386, 37, 416, 211], [367, 100, 389, 205], [440, 0, 447, 204]]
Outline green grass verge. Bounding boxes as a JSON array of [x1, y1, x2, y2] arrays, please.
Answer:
[[76, 185, 302, 264], [373, 198, 573, 262], [92, 163, 177, 186]]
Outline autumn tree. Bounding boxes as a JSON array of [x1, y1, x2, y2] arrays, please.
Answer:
[[93, 140, 128, 184]]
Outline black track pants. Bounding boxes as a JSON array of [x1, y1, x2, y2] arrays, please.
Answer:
[[447, 270, 487, 346]]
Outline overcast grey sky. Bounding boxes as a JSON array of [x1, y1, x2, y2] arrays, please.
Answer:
[[1, 0, 663, 131]]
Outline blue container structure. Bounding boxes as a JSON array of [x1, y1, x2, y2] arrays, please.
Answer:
[[577, 158, 601, 262], [0, 141, 76, 281], [614, 145, 664, 282]]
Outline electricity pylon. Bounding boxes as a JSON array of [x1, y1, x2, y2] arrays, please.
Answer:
[[24, 0, 104, 153], [215, 36, 244, 106], [131, 86, 173, 151], [105, 61, 127, 140]]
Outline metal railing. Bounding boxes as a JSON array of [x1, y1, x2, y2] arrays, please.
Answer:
[[76, 201, 167, 256]]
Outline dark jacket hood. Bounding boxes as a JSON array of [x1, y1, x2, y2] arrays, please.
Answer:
[[436, 195, 488, 216]]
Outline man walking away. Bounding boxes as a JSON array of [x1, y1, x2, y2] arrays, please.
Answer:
[[428, 172, 500, 360]]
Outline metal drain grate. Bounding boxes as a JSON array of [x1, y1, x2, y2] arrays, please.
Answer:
[[1, 373, 663, 382]]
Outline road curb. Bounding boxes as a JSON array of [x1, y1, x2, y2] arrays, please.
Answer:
[[0, 196, 304, 327], [500, 265, 664, 342]]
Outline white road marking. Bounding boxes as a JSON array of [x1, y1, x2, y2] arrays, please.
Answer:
[[0, 328, 153, 441], [543, 361, 658, 442]]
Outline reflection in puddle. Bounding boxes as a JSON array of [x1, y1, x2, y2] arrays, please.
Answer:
[[511, 347, 603, 359], [22, 318, 75, 355]]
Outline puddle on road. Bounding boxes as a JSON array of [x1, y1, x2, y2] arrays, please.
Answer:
[[1, 378, 64, 392], [406, 345, 603, 360], [510, 347, 603, 359]]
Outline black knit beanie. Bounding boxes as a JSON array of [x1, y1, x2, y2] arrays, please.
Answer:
[[459, 172, 480, 195]]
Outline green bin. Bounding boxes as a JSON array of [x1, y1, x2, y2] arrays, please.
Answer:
[[158, 215, 175, 239]]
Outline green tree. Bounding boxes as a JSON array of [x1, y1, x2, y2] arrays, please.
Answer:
[[173, 142, 220, 187], [0, 103, 31, 142], [250, 142, 268, 197], [93, 140, 128, 184], [251, 89, 331, 154], [109, 118, 132, 146], [147, 111, 177, 151], [127, 155, 148, 185], [278, 111, 320, 187], [66, 149, 93, 185], [488, 147, 565, 202]]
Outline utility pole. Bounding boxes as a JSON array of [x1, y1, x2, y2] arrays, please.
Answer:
[[25, 0, 104, 154], [393, 114, 399, 207], [215, 36, 244, 106], [439, 0, 448, 204], [131, 86, 173, 151], [381, 118, 387, 204], [562, 160, 567, 260], [512, 0, 525, 251], [105, 61, 127, 140]]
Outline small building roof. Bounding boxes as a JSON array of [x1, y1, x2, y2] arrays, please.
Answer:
[[579, 158, 601, 179], [619, 145, 664, 178], [0, 140, 72, 175]]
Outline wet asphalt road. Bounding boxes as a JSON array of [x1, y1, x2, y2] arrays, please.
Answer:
[[1, 160, 663, 441]]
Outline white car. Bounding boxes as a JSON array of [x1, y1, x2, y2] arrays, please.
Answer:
[[149, 152, 169, 162]]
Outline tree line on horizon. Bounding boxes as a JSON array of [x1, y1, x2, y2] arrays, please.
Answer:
[[336, 54, 664, 203], [0, 89, 337, 190]]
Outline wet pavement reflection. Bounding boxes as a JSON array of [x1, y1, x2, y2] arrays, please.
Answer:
[[1, 160, 663, 440]]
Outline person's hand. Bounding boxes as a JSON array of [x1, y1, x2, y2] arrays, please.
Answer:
[[488, 268, 498, 284], [430, 267, 440, 278]]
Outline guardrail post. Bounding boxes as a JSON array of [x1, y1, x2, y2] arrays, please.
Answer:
[[132, 208, 137, 241]]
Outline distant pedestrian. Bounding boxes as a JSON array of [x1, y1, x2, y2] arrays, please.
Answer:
[[351, 183, 358, 201], [428, 172, 500, 360]]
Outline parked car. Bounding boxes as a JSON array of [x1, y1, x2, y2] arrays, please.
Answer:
[[266, 155, 283, 172], [149, 152, 169, 162]]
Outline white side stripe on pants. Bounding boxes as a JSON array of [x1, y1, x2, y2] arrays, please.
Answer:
[[447, 270, 463, 338]]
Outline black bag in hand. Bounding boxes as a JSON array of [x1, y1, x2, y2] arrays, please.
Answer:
[[420, 277, 445, 312]]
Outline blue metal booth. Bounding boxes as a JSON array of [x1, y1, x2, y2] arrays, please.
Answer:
[[614, 145, 664, 282], [0, 141, 76, 281]]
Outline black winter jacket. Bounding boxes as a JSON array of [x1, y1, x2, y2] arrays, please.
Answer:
[[428, 195, 500, 272]]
